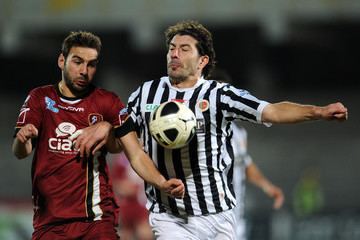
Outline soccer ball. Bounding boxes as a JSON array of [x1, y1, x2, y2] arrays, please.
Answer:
[[149, 101, 197, 149]]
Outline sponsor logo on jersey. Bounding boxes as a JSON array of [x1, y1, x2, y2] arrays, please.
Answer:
[[45, 97, 59, 113], [144, 104, 159, 112], [235, 89, 248, 97], [48, 122, 78, 154], [88, 113, 103, 125], [196, 118, 205, 134], [197, 100, 209, 112], [58, 105, 84, 112]]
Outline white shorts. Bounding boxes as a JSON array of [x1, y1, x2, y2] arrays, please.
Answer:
[[149, 210, 236, 240]]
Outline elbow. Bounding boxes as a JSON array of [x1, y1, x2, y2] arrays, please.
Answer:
[[262, 104, 278, 124]]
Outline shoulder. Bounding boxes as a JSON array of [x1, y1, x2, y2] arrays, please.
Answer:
[[31, 84, 55, 93], [28, 84, 56, 99], [219, 83, 250, 97], [205, 79, 240, 92], [142, 78, 162, 88]]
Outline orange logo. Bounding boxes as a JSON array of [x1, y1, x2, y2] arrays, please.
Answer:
[[197, 100, 209, 112]]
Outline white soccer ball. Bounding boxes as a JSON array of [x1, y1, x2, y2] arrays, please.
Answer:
[[149, 101, 197, 149]]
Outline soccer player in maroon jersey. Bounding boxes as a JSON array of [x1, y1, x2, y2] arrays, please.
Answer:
[[12, 31, 184, 240]]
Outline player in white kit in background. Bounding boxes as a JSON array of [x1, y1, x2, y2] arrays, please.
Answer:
[[232, 124, 284, 240]]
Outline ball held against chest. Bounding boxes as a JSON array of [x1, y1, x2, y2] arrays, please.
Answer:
[[149, 101, 197, 149]]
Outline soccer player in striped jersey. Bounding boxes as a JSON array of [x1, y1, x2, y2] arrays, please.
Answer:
[[75, 20, 347, 239], [12, 31, 184, 240]]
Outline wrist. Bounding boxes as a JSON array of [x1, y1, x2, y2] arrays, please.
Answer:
[[262, 184, 271, 194], [100, 121, 112, 130], [158, 178, 167, 190], [312, 106, 323, 120]]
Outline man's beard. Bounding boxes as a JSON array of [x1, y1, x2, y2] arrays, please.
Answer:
[[168, 69, 187, 85], [169, 76, 187, 85], [63, 70, 89, 96]]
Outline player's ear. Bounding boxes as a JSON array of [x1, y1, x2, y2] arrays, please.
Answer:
[[58, 53, 65, 70], [199, 55, 209, 69]]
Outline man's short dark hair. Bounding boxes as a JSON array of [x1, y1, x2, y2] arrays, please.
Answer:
[[61, 31, 102, 58]]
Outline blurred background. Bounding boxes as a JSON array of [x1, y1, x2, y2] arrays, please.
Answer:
[[0, 0, 359, 239]]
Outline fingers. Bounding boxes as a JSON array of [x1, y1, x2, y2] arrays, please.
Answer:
[[16, 131, 27, 143], [326, 102, 348, 121], [333, 110, 348, 121], [69, 129, 83, 141], [78, 137, 99, 158], [92, 139, 107, 155], [17, 124, 38, 143], [69, 125, 109, 157], [170, 184, 185, 199], [69, 129, 94, 157], [273, 193, 284, 209], [271, 188, 284, 210], [163, 179, 185, 199], [71, 122, 112, 157]]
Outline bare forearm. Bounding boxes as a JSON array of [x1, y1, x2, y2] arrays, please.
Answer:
[[246, 164, 272, 191], [246, 163, 285, 209], [128, 150, 166, 189], [262, 102, 321, 124], [262, 101, 347, 124], [120, 132, 166, 189], [119, 131, 184, 198], [105, 128, 122, 153]]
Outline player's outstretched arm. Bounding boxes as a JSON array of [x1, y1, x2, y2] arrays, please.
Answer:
[[12, 124, 38, 159], [120, 131, 185, 199], [70, 121, 122, 157], [246, 163, 284, 209], [262, 101, 348, 124]]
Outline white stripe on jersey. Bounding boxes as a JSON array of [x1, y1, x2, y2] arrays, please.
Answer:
[[129, 76, 270, 216], [92, 156, 103, 220]]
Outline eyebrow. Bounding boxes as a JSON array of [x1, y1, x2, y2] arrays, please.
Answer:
[[71, 55, 98, 63], [169, 43, 192, 48]]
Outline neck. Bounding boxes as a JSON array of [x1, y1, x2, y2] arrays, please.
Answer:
[[170, 76, 200, 89], [58, 81, 76, 98]]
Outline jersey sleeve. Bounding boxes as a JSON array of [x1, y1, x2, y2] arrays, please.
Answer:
[[125, 86, 143, 130], [220, 84, 271, 127], [243, 154, 253, 166], [102, 92, 126, 128], [114, 86, 141, 138], [14, 88, 44, 131]]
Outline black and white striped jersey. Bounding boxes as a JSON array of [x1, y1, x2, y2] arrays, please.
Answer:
[[126, 76, 270, 216]]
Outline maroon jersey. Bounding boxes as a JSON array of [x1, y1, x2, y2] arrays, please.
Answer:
[[14, 84, 124, 229]]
